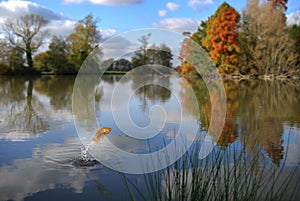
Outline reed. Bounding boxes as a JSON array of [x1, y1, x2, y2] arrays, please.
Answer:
[[122, 131, 299, 201]]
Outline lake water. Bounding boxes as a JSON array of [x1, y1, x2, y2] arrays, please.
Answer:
[[0, 75, 299, 201]]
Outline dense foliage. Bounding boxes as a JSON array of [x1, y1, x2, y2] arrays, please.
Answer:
[[131, 34, 173, 68], [66, 14, 101, 71], [0, 1, 299, 76], [178, 0, 300, 77], [202, 2, 240, 73]]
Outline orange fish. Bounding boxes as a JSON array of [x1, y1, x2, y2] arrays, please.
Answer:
[[93, 127, 112, 143]]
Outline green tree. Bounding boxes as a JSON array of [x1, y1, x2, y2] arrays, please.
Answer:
[[3, 14, 48, 71], [47, 36, 72, 73], [178, 22, 208, 76], [288, 24, 300, 55], [178, 30, 215, 76], [33, 52, 49, 72], [131, 34, 151, 68], [148, 43, 173, 67], [191, 20, 208, 49], [108, 58, 132, 71], [0, 40, 25, 74], [159, 43, 173, 67], [67, 14, 101, 71], [7, 46, 25, 72], [132, 34, 173, 68], [0, 40, 10, 73]]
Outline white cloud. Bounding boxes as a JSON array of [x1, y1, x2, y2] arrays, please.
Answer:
[[159, 9, 168, 17], [0, 0, 118, 43], [188, 0, 213, 10], [287, 11, 300, 26], [64, 0, 141, 5], [158, 2, 180, 17], [166, 2, 180, 12], [0, 0, 73, 37], [0, 33, 5, 39], [45, 20, 76, 37], [100, 28, 117, 41], [100, 35, 138, 60], [153, 18, 200, 33], [0, 0, 66, 21]]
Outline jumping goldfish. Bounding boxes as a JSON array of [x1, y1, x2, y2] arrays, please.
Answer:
[[93, 127, 112, 143]]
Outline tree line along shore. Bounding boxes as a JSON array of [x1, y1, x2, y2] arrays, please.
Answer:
[[0, 0, 299, 80]]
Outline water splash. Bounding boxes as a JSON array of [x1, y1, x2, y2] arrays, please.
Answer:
[[81, 141, 96, 161], [73, 142, 99, 167], [73, 128, 112, 167]]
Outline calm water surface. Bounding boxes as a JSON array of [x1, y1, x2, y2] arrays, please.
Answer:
[[0, 75, 299, 201]]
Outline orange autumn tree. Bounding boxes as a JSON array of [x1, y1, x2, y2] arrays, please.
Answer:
[[202, 2, 240, 74]]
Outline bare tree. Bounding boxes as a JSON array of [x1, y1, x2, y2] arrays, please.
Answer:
[[239, 0, 299, 75], [3, 14, 49, 71]]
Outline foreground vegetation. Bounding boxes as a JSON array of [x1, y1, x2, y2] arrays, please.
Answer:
[[122, 135, 299, 201], [120, 76, 300, 201]]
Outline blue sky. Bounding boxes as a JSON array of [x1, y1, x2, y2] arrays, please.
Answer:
[[0, 0, 299, 40]]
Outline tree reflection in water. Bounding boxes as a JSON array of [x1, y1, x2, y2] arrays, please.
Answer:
[[122, 78, 300, 201], [180, 78, 300, 166], [0, 76, 75, 139], [0, 75, 299, 201], [3, 78, 48, 134], [132, 74, 171, 112]]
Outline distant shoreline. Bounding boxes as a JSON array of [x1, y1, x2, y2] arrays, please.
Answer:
[[1, 71, 300, 81], [0, 70, 127, 76]]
